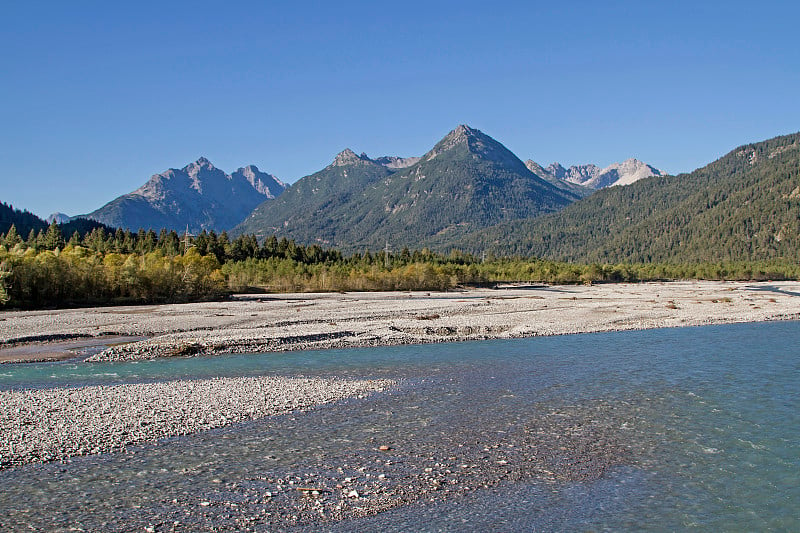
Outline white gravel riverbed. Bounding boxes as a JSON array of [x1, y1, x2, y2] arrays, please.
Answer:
[[2, 281, 795, 362], [0, 376, 393, 468], [1, 281, 799, 470]]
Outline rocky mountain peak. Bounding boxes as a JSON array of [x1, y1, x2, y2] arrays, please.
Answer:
[[524, 159, 548, 176], [596, 158, 663, 187], [185, 157, 215, 171], [181, 158, 219, 189], [615, 158, 650, 172], [530, 158, 662, 190], [86, 157, 286, 232], [440, 124, 479, 145], [452, 124, 476, 137], [232, 165, 287, 199], [545, 163, 568, 180], [331, 148, 371, 167], [426, 124, 503, 161], [238, 164, 259, 177]]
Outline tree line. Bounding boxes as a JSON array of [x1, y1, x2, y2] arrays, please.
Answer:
[[1, 221, 799, 308]]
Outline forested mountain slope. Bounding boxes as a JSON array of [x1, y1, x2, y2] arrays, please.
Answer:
[[234, 149, 395, 245], [236, 125, 579, 249], [456, 132, 800, 263]]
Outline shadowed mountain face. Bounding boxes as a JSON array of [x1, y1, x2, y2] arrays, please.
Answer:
[[459, 132, 800, 263], [84, 158, 286, 232], [234, 125, 580, 249]]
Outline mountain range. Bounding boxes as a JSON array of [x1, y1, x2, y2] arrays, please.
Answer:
[[62, 125, 662, 240], [234, 125, 582, 248], [526, 159, 664, 189], [83, 158, 287, 233], [10, 124, 795, 266]]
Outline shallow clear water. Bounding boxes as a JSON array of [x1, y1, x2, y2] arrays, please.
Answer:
[[1, 322, 798, 531]]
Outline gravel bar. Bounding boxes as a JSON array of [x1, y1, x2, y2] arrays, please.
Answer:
[[2, 282, 800, 363], [0, 376, 394, 468]]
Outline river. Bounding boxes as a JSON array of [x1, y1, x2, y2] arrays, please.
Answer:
[[1, 321, 798, 531]]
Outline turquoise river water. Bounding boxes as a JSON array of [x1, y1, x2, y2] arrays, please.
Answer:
[[0, 321, 798, 531]]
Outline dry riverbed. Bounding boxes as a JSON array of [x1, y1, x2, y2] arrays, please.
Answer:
[[2, 281, 799, 363]]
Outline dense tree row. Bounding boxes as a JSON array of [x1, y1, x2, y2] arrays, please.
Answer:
[[2, 219, 798, 308], [0, 247, 225, 307], [0, 221, 346, 265]]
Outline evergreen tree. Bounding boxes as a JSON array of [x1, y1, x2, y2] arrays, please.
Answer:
[[84, 227, 108, 252], [113, 228, 126, 252], [261, 235, 278, 259], [0, 262, 10, 305], [218, 231, 231, 261], [207, 231, 225, 263], [194, 230, 210, 256], [159, 230, 181, 255], [142, 230, 157, 253], [42, 221, 66, 250], [26, 228, 37, 248], [3, 224, 22, 247], [34, 229, 46, 249]]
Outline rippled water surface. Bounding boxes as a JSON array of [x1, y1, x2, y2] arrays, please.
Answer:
[[1, 321, 799, 531]]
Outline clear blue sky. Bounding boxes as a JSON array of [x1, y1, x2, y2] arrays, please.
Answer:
[[2, 1, 799, 218]]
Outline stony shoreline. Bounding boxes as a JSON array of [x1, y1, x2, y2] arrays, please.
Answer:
[[0, 376, 393, 468], [3, 281, 799, 363]]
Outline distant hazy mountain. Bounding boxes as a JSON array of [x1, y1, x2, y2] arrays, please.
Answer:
[[46, 212, 72, 224], [235, 125, 580, 249], [84, 158, 286, 232], [524, 160, 594, 198], [460, 131, 800, 263], [544, 162, 601, 184], [527, 159, 663, 190]]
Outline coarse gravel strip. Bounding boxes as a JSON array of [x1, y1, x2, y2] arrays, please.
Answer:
[[0, 376, 394, 468]]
